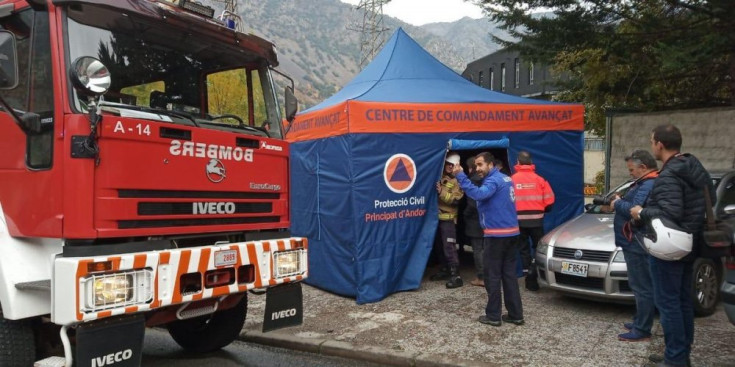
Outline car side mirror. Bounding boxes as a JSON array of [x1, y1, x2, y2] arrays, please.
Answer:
[[0, 30, 18, 89]]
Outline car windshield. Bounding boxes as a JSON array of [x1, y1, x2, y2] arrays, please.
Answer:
[[64, 4, 282, 138]]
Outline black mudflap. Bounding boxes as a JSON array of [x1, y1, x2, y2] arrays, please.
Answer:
[[76, 315, 145, 367], [262, 282, 303, 332]]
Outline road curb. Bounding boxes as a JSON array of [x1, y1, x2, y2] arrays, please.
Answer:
[[238, 330, 491, 366]]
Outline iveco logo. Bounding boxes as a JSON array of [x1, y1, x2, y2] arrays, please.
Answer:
[[206, 159, 226, 183], [574, 250, 584, 259]]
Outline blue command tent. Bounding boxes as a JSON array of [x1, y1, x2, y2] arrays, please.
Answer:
[[287, 28, 585, 304]]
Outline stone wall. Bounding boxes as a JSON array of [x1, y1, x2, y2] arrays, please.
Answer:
[[608, 107, 735, 190]]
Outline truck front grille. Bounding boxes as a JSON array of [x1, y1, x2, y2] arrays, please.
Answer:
[[119, 189, 279, 200], [118, 216, 279, 229], [137, 202, 272, 215]]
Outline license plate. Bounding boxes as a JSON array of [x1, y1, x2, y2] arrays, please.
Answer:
[[561, 261, 588, 277], [214, 249, 237, 267]]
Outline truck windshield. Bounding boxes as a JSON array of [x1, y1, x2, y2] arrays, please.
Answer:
[[65, 4, 283, 138]]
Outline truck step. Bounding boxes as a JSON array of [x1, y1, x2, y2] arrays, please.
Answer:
[[34, 356, 66, 367], [16, 279, 51, 291]]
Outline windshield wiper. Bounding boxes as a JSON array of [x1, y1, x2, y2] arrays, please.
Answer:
[[98, 102, 199, 127]]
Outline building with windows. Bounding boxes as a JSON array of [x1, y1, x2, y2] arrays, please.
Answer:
[[461, 48, 560, 99], [463, 49, 604, 195]]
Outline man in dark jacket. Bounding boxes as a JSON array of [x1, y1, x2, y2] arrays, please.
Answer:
[[462, 156, 485, 287], [631, 124, 715, 367], [609, 150, 658, 342]]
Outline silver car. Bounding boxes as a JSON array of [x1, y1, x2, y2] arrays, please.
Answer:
[[536, 171, 735, 316]]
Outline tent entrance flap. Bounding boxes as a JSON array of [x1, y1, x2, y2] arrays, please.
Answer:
[[448, 138, 509, 150]]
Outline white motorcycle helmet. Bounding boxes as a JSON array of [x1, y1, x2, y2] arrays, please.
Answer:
[[636, 217, 693, 261]]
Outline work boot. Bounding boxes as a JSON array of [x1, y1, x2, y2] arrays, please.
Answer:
[[430, 267, 451, 281], [525, 267, 539, 291], [446, 266, 463, 288]]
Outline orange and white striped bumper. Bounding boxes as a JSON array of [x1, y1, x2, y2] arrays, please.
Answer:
[[51, 237, 307, 325]]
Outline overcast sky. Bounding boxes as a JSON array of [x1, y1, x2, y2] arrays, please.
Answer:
[[340, 0, 485, 26]]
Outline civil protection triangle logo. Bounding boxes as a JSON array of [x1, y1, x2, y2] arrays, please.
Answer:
[[383, 153, 416, 194]]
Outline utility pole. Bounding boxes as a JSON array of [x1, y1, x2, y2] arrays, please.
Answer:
[[349, 0, 391, 69]]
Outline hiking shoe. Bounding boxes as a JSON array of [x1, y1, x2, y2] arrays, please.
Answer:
[[525, 281, 540, 291], [648, 355, 664, 363], [501, 314, 525, 325], [430, 268, 450, 281], [618, 330, 650, 342], [446, 276, 463, 288], [623, 322, 634, 331], [478, 315, 501, 326]]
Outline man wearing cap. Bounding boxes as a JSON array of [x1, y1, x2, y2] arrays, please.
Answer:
[[608, 149, 658, 342], [430, 152, 465, 288], [511, 151, 555, 291]]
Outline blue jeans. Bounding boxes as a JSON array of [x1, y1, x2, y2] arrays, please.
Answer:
[[649, 257, 694, 366], [623, 247, 655, 336]]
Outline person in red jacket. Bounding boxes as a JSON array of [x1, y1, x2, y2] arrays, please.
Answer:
[[511, 151, 555, 291]]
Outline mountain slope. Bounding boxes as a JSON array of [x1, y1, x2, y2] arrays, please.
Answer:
[[206, 0, 504, 108]]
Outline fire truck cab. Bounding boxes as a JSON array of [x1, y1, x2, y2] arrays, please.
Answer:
[[0, 0, 307, 365]]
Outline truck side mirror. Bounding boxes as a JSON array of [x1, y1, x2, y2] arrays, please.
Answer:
[[0, 30, 18, 89], [284, 86, 298, 123]]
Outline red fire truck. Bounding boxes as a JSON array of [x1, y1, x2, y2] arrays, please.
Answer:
[[0, 0, 307, 365]]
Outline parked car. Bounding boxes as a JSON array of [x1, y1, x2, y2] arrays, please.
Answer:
[[536, 170, 735, 316], [723, 257, 735, 325]]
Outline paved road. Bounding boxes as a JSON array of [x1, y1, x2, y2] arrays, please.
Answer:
[[141, 327, 383, 367]]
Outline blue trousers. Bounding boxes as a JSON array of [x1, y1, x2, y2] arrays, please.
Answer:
[[483, 236, 523, 321], [649, 257, 694, 366], [623, 247, 655, 336]]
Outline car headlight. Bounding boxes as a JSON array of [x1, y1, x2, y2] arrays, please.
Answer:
[[536, 242, 548, 255], [273, 250, 306, 278], [613, 249, 625, 263]]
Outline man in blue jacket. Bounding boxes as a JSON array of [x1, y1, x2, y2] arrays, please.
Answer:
[[453, 152, 523, 326], [608, 149, 658, 342]]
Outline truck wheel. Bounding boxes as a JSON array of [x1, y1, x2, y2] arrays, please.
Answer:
[[692, 257, 720, 317], [0, 307, 36, 366], [167, 295, 248, 353]]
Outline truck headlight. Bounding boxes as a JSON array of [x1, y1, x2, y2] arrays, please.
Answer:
[[613, 249, 626, 263], [536, 242, 549, 255], [82, 269, 153, 312], [273, 250, 305, 278]]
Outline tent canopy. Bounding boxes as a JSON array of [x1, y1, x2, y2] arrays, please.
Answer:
[[289, 28, 585, 304]]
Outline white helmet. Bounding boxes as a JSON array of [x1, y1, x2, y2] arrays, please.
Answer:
[[445, 153, 460, 165], [636, 217, 693, 261]]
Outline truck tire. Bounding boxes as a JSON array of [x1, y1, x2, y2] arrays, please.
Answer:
[[167, 295, 248, 353], [0, 307, 36, 366], [692, 257, 720, 317]]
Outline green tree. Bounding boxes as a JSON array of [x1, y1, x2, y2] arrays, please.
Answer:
[[477, 0, 735, 135]]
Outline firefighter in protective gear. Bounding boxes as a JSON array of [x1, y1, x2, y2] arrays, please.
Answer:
[[430, 152, 465, 288], [511, 151, 555, 291]]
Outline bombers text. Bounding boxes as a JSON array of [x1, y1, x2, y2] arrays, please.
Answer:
[[170, 140, 254, 162]]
